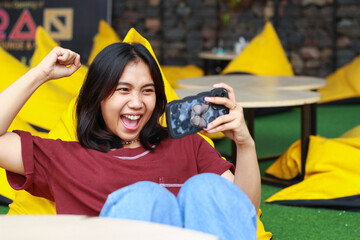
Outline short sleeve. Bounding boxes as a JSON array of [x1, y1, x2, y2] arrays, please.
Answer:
[[6, 130, 54, 201], [193, 134, 235, 175]]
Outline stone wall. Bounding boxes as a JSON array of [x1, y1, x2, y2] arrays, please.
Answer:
[[112, 0, 360, 77]]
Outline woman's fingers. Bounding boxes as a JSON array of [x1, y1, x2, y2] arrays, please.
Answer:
[[60, 54, 81, 76], [56, 48, 81, 66], [202, 82, 252, 143], [204, 111, 240, 133], [204, 95, 238, 113], [202, 82, 254, 145], [205, 82, 238, 111], [53, 47, 81, 76], [35, 47, 81, 82], [212, 82, 236, 102]]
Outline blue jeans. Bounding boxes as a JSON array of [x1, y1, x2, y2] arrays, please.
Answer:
[[100, 173, 257, 240]]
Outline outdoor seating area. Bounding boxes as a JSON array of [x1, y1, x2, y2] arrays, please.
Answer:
[[0, 1, 360, 239]]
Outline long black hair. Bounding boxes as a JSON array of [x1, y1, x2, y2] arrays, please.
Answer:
[[76, 42, 168, 152]]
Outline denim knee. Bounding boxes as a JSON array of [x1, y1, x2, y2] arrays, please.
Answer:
[[177, 173, 257, 240], [179, 173, 255, 215], [100, 181, 182, 227]]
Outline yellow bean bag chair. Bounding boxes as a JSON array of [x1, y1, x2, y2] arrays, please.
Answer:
[[265, 127, 360, 210], [0, 47, 29, 91], [222, 21, 294, 76], [161, 65, 204, 89], [340, 125, 360, 138], [87, 19, 122, 66], [318, 55, 360, 103]]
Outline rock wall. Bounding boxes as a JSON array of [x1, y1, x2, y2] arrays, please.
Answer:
[[112, 0, 360, 77]]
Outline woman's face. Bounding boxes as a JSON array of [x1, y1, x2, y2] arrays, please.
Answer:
[[100, 60, 156, 147]]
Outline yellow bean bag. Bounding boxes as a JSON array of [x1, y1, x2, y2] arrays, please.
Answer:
[[0, 47, 29, 91], [161, 65, 204, 89], [87, 20, 122, 66], [222, 21, 294, 76], [340, 125, 360, 138], [318, 55, 360, 103], [265, 132, 360, 211]]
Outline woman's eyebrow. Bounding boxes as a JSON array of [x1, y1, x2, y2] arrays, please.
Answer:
[[117, 82, 155, 88], [117, 82, 131, 86], [143, 83, 155, 88]]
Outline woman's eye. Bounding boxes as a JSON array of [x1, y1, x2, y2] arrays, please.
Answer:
[[143, 88, 154, 93], [117, 88, 129, 92]]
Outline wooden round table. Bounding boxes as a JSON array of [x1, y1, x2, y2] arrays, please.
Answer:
[[175, 88, 321, 108], [178, 75, 326, 91], [198, 51, 237, 75], [1, 215, 219, 240], [198, 51, 236, 61]]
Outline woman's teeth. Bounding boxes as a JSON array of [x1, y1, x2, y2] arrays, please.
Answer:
[[124, 115, 140, 120]]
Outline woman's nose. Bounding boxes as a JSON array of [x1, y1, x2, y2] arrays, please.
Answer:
[[128, 93, 143, 109]]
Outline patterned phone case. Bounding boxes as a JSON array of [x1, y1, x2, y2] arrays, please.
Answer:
[[166, 88, 229, 139]]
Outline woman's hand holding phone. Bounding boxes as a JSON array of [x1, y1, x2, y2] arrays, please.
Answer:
[[202, 83, 253, 147], [166, 87, 229, 139]]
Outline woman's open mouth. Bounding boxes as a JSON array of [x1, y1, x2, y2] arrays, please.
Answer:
[[121, 114, 141, 130]]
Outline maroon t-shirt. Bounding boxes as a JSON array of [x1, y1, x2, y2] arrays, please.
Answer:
[[7, 131, 234, 216]]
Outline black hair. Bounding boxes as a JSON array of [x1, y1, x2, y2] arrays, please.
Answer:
[[76, 42, 168, 152]]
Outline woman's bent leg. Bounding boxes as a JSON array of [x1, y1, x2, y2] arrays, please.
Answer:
[[177, 173, 257, 240], [100, 181, 183, 227]]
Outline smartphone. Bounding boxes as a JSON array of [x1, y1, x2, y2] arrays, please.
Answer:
[[166, 88, 229, 139]]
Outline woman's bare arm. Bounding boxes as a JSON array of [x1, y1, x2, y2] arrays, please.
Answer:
[[203, 83, 261, 212]]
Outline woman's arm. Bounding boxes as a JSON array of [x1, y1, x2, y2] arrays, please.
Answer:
[[0, 47, 81, 175], [202, 83, 261, 212]]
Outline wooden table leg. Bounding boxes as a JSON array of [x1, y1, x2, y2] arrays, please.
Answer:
[[261, 103, 317, 186], [203, 59, 210, 75], [311, 103, 317, 135], [236, 104, 317, 186], [246, 108, 255, 140], [300, 103, 316, 181]]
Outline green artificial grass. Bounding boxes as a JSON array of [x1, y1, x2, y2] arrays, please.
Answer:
[[215, 103, 360, 240], [258, 160, 360, 240], [0, 205, 8, 214]]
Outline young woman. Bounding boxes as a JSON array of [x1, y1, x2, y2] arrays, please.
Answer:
[[0, 43, 260, 240]]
